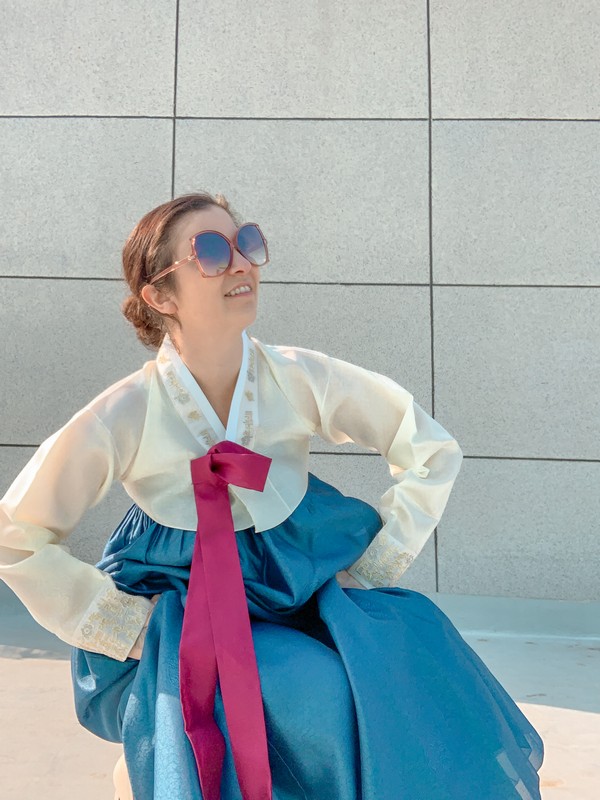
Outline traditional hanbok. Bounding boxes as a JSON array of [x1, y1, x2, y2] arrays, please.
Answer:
[[0, 330, 544, 799]]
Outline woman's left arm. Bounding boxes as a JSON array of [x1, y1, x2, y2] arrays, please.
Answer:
[[311, 353, 464, 589]]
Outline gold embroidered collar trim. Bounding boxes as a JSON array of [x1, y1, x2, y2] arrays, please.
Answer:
[[155, 330, 258, 451]]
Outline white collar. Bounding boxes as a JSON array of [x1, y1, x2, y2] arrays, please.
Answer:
[[155, 330, 258, 450]]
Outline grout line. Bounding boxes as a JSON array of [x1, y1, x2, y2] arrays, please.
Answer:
[[171, 122, 176, 199], [0, 276, 125, 282], [0, 115, 172, 120], [259, 281, 429, 286], [175, 116, 430, 122], [2, 443, 598, 462], [1, 115, 599, 122], [171, 0, 180, 198], [433, 117, 600, 123], [310, 452, 600, 463], [0, 276, 597, 288], [425, 0, 439, 592], [458, 455, 600, 463]]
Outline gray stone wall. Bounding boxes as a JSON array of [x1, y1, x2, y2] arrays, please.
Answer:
[[1, 1, 598, 601]]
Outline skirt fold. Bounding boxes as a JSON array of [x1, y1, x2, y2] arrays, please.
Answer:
[[71, 473, 543, 799]]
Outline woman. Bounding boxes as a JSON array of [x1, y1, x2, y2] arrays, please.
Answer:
[[0, 192, 544, 799]]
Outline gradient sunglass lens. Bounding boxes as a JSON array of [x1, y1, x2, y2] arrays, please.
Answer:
[[193, 232, 231, 276], [237, 224, 267, 266]]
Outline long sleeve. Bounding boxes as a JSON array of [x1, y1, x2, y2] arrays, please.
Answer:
[[310, 354, 463, 588], [0, 407, 154, 661]]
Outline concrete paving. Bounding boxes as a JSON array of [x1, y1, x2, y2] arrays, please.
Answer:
[[0, 584, 598, 799]]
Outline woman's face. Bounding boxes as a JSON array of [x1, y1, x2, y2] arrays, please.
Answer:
[[161, 205, 261, 341]]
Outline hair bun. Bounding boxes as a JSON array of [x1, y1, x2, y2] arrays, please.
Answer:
[[121, 295, 166, 349]]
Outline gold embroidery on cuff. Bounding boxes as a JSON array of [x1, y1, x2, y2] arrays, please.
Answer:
[[78, 582, 151, 661], [351, 531, 415, 587]]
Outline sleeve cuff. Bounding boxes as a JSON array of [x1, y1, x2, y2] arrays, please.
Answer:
[[345, 566, 375, 589], [76, 579, 154, 662], [347, 527, 416, 588]]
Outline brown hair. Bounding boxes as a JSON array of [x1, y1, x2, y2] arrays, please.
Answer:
[[121, 192, 242, 349]]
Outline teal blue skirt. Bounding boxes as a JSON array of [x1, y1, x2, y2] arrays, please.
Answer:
[[71, 472, 544, 799]]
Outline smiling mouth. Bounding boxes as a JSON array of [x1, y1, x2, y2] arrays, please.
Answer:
[[224, 286, 254, 298]]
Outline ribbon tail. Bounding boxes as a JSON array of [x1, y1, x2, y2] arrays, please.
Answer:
[[179, 511, 225, 800], [204, 490, 273, 800]]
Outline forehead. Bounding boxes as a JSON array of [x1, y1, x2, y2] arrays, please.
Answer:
[[172, 205, 237, 248]]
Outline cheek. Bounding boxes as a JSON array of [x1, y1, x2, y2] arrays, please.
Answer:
[[176, 273, 224, 313]]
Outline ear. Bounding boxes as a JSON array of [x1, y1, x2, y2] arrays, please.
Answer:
[[140, 282, 179, 315]]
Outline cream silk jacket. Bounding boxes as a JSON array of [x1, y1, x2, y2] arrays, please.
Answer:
[[0, 331, 463, 662]]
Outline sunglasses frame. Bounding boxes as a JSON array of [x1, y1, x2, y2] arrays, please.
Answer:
[[147, 222, 269, 285]]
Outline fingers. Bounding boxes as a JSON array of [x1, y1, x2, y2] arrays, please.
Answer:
[[335, 569, 368, 590]]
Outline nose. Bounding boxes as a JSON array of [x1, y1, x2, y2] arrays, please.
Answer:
[[230, 247, 253, 274]]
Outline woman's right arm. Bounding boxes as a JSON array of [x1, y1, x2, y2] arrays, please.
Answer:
[[0, 406, 155, 662]]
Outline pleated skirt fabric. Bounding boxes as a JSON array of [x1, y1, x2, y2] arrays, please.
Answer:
[[71, 472, 544, 799]]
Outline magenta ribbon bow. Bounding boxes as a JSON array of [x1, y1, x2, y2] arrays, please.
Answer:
[[179, 440, 273, 800]]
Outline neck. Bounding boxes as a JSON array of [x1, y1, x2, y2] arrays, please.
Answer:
[[170, 326, 245, 393]]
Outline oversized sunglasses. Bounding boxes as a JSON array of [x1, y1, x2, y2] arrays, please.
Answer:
[[147, 222, 269, 284]]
